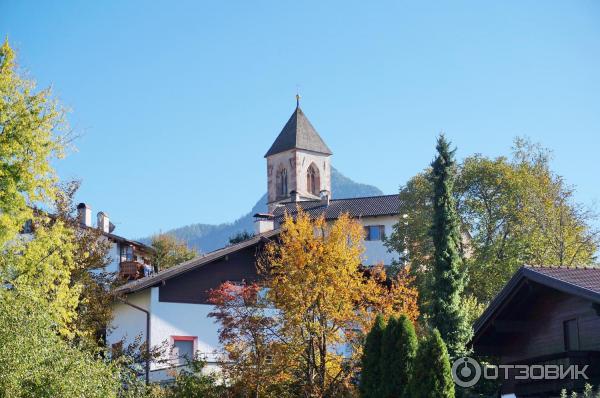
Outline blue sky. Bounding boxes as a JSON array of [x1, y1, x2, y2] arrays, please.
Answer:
[[2, 1, 599, 238]]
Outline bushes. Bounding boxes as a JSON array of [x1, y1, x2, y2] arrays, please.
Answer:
[[409, 329, 454, 398], [0, 290, 120, 397], [361, 317, 454, 398]]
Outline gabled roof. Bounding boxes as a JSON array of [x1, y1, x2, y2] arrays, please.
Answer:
[[473, 265, 600, 339], [113, 229, 279, 295], [272, 194, 399, 220], [264, 106, 332, 157]]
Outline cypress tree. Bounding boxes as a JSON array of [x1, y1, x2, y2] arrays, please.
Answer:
[[380, 315, 418, 398], [409, 329, 455, 398], [360, 314, 386, 398], [429, 134, 470, 358]]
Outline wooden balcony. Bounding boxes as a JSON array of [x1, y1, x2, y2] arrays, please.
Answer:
[[119, 261, 146, 280]]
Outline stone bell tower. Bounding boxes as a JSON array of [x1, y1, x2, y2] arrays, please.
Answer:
[[265, 96, 333, 212]]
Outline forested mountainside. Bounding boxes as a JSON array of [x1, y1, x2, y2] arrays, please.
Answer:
[[144, 168, 384, 252]]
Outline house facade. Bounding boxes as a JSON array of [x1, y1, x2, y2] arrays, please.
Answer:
[[76, 202, 155, 279], [109, 101, 401, 381], [472, 266, 600, 397]]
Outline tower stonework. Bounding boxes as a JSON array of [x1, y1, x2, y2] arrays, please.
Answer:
[[265, 103, 332, 212]]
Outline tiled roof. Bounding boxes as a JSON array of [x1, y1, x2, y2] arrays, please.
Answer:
[[272, 194, 400, 220], [525, 265, 600, 295], [264, 107, 332, 157], [113, 229, 280, 295], [473, 265, 600, 338]]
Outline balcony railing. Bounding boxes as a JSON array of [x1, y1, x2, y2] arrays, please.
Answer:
[[119, 261, 153, 280]]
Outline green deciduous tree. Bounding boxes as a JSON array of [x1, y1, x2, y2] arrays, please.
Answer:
[[380, 315, 418, 398], [150, 234, 197, 272], [429, 135, 470, 358], [0, 39, 66, 246], [409, 329, 455, 398], [0, 288, 120, 397], [163, 359, 225, 398], [360, 314, 386, 398], [387, 137, 598, 312]]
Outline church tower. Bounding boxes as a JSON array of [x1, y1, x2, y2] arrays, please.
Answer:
[[265, 97, 332, 212]]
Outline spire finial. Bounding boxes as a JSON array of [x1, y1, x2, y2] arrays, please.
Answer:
[[295, 85, 301, 108]]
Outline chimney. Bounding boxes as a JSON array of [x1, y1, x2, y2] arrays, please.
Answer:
[[290, 190, 301, 202], [77, 203, 92, 227], [320, 190, 330, 206], [253, 213, 274, 234], [97, 211, 110, 233]]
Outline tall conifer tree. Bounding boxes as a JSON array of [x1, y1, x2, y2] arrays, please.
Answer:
[[380, 315, 418, 398], [360, 314, 386, 398], [429, 135, 470, 358]]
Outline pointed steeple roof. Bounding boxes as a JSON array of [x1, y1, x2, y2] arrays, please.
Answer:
[[264, 105, 333, 158]]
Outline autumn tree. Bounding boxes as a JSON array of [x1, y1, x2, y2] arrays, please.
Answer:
[[53, 181, 115, 346], [208, 282, 290, 398], [387, 137, 598, 310], [429, 135, 470, 358], [0, 40, 125, 396], [0, 38, 65, 246], [151, 233, 197, 272], [259, 210, 419, 397]]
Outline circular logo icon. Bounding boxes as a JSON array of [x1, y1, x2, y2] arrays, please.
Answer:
[[452, 357, 481, 388]]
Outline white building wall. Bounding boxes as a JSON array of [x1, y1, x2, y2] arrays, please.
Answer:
[[107, 289, 151, 349], [105, 240, 120, 274], [357, 215, 398, 266], [149, 287, 221, 369]]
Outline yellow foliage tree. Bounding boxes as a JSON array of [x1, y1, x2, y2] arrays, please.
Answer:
[[260, 210, 419, 397]]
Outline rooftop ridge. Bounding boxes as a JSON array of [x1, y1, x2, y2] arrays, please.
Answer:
[[524, 264, 600, 270], [276, 193, 398, 205]]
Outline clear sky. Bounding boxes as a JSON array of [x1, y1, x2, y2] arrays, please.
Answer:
[[2, 1, 599, 238]]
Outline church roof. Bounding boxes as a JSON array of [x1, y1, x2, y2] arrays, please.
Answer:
[[264, 106, 333, 157]]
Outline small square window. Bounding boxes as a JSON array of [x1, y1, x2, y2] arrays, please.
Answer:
[[364, 225, 385, 241], [172, 337, 196, 365]]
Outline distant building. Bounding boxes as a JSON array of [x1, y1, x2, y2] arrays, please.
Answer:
[[109, 100, 402, 381], [472, 266, 600, 397], [75, 202, 154, 279]]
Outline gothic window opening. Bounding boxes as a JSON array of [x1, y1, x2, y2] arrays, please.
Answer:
[[307, 164, 320, 196], [276, 167, 288, 198]]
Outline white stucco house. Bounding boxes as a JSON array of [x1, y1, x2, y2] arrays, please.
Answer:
[[75, 202, 155, 278], [109, 100, 402, 382]]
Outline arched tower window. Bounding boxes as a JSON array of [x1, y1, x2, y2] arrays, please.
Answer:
[[307, 164, 320, 196], [276, 167, 288, 198]]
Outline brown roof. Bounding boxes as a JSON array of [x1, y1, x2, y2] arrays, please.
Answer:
[[473, 265, 600, 339], [525, 265, 600, 294], [264, 106, 332, 157], [272, 194, 399, 220], [113, 229, 279, 295]]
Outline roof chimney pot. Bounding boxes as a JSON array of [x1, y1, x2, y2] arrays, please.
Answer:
[[97, 211, 110, 233], [77, 203, 92, 227]]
